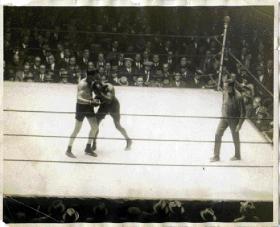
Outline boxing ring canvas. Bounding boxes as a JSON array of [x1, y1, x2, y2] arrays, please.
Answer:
[[3, 82, 273, 201]]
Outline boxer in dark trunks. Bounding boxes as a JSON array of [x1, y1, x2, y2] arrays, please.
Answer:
[[91, 81, 132, 153], [210, 77, 245, 162], [66, 70, 101, 158]]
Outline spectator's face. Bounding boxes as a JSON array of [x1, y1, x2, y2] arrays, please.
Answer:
[[153, 55, 159, 63], [39, 65, 46, 74], [267, 60, 273, 68], [69, 57, 76, 66], [163, 64, 169, 72], [24, 65, 30, 73], [34, 57, 41, 66], [83, 49, 90, 58], [57, 44, 64, 52], [137, 77, 144, 86], [135, 54, 141, 62], [253, 98, 261, 108], [48, 55, 55, 64], [180, 58, 187, 67], [88, 62, 95, 70], [98, 53, 104, 61], [175, 74, 181, 81], [64, 49, 71, 58], [125, 60, 132, 68], [119, 54, 124, 61], [143, 51, 149, 58], [13, 55, 20, 63], [105, 63, 111, 71], [112, 41, 119, 49], [163, 79, 170, 85]]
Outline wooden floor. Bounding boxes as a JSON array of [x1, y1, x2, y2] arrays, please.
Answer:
[[3, 82, 273, 201]]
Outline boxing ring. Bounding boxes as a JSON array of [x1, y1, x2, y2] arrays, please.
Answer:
[[3, 82, 273, 201]]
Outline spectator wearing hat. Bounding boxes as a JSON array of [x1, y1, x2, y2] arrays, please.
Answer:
[[15, 64, 34, 82], [210, 78, 245, 162], [119, 58, 135, 84], [110, 67, 121, 86]]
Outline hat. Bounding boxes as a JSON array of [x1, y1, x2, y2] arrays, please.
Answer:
[[143, 61, 153, 66], [124, 57, 134, 62]]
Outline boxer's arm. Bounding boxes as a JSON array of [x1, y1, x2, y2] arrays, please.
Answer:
[[99, 84, 115, 102]]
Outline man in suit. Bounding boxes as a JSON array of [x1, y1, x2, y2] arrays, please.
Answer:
[[34, 64, 48, 82], [151, 54, 161, 72], [134, 53, 143, 73], [171, 73, 186, 88], [210, 78, 245, 162], [47, 54, 60, 81], [119, 58, 135, 84]]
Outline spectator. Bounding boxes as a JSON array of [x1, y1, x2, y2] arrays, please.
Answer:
[[86, 202, 109, 222], [47, 54, 59, 80], [34, 64, 48, 82], [32, 56, 42, 74], [200, 208, 217, 222], [140, 61, 153, 85], [264, 59, 273, 91], [172, 72, 186, 88], [59, 68, 69, 83], [119, 58, 135, 84], [234, 201, 260, 222], [151, 54, 161, 72], [119, 76, 129, 86], [135, 76, 145, 87], [96, 52, 106, 69], [62, 208, 79, 223], [134, 53, 143, 73], [117, 53, 125, 69], [79, 49, 91, 71], [15, 64, 33, 81], [59, 48, 71, 68]]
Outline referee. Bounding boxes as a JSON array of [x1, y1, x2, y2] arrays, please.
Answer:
[[210, 77, 245, 162]]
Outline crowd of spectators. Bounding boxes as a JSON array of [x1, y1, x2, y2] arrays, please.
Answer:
[[3, 6, 274, 140], [4, 197, 271, 223]]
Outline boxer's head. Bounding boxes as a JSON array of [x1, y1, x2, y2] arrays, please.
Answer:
[[224, 80, 235, 93]]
